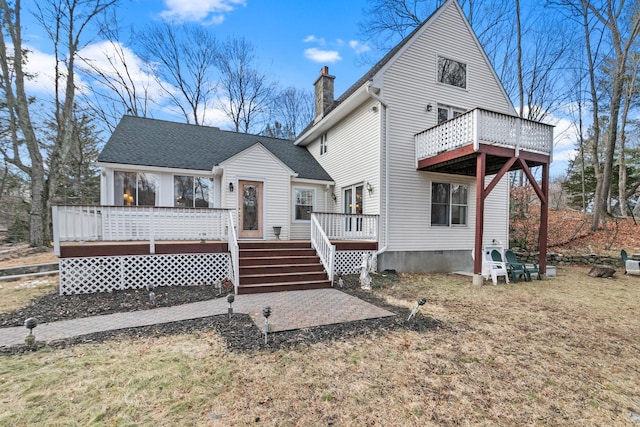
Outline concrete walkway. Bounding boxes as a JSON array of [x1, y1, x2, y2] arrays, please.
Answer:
[[0, 289, 395, 347]]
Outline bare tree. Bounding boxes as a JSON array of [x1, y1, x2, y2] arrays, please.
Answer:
[[136, 23, 218, 125], [78, 11, 154, 132], [0, 0, 118, 246], [267, 87, 314, 139], [216, 36, 277, 133], [576, 0, 640, 229]]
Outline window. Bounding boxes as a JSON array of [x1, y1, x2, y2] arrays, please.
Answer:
[[114, 171, 158, 206], [437, 104, 466, 125], [320, 133, 327, 155], [431, 182, 468, 226], [293, 188, 314, 221], [437, 56, 467, 89], [174, 176, 212, 208]]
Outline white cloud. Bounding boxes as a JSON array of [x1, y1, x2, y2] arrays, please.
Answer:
[[79, 41, 160, 91], [304, 48, 342, 63], [160, 0, 245, 24], [349, 40, 370, 54], [303, 35, 325, 45], [23, 47, 58, 94]]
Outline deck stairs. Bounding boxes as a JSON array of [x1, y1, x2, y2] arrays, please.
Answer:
[[237, 240, 332, 294]]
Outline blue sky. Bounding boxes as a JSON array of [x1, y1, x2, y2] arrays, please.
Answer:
[[20, 0, 576, 176]]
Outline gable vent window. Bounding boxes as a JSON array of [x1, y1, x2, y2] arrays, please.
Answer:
[[320, 133, 328, 155], [437, 56, 467, 89]]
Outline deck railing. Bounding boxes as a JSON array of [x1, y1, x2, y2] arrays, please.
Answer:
[[415, 108, 554, 162], [311, 213, 336, 284], [226, 210, 240, 294], [52, 205, 231, 256], [312, 212, 379, 241]]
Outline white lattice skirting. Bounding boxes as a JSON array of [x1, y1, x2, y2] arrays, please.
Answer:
[[59, 253, 231, 295], [334, 250, 377, 275]]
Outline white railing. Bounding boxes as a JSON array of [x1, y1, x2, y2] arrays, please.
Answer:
[[312, 212, 379, 241], [415, 108, 554, 161], [226, 210, 239, 294], [311, 213, 336, 284], [52, 205, 230, 256]]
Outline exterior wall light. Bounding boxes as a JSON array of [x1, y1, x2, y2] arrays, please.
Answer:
[[229, 182, 234, 192]]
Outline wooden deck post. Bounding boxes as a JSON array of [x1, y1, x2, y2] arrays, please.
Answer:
[[538, 162, 549, 276], [473, 152, 486, 285]]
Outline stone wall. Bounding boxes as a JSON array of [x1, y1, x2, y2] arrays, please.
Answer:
[[515, 251, 624, 268]]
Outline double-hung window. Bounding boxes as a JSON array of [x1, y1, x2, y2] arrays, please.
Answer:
[[114, 171, 158, 206], [431, 182, 468, 226], [320, 133, 328, 155], [437, 56, 467, 89], [174, 176, 212, 208], [293, 188, 314, 221]]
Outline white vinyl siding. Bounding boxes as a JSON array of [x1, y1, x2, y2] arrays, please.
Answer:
[[308, 98, 381, 216], [222, 144, 292, 240], [378, 1, 513, 252], [102, 167, 215, 208], [289, 182, 330, 239]]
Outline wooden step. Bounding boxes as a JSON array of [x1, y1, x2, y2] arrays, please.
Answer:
[[240, 270, 329, 285], [240, 248, 317, 258], [239, 255, 320, 266], [238, 240, 311, 250], [239, 263, 323, 276], [237, 280, 331, 294]]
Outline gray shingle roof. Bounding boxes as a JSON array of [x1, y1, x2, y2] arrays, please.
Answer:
[[98, 116, 333, 182]]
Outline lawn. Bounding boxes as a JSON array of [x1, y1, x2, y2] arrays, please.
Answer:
[[1, 267, 639, 426]]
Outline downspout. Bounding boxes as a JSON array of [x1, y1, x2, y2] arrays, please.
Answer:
[[366, 83, 389, 259]]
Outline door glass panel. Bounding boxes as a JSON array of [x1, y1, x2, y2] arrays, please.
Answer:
[[344, 188, 353, 231], [242, 184, 259, 230], [355, 185, 363, 231]]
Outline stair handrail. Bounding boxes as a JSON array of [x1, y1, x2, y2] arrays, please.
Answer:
[[227, 210, 240, 294], [311, 213, 336, 284]]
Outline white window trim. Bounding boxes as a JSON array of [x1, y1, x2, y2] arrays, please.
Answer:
[[173, 174, 215, 208], [430, 181, 469, 227], [437, 104, 467, 125], [292, 186, 316, 223], [320, 133, 328, 156], [436, 55, 468, 91]]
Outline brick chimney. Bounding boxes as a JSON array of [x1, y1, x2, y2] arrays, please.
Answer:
[[314, 66, 335, 122]]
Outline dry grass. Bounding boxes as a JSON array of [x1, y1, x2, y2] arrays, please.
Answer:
[[0, 277, 57, 315], [1, 267, 640, 426]]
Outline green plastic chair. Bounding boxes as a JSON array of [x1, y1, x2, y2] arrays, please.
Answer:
[[505, 249, 539, 281], [492, 249, 526, 283]]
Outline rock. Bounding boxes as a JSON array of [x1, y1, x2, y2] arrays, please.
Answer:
[[588, 265, 616, 278]]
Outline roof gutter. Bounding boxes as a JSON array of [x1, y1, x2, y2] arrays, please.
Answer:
[[366, 83, 389, 259]]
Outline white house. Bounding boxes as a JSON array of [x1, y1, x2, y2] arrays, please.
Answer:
[[52, 0, 552, 294]]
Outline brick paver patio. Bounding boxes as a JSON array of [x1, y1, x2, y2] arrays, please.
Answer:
[[0, 289, 395, 347]]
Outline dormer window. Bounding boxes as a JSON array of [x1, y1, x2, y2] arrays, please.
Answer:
[[320, 132, 328, 155], [437, 56, 466, 89]]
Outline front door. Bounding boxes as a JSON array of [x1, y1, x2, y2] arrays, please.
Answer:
[[238, 180, 263, 239]]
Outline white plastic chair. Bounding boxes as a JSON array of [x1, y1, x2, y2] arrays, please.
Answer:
[[471, 246, 509, 285]]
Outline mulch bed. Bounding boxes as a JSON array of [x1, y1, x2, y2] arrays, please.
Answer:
[[0, 274, 443, 356]]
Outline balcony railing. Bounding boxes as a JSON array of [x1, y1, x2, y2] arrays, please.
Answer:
[[52, 205, 231, 256], [312, 212, 379, 241], [415, 108, 554, 162]]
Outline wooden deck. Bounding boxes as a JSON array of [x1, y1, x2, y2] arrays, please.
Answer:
[[58, 239, 377, 258]]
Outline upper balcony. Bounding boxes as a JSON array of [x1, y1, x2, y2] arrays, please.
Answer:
[[415, 108, 553, 176]]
